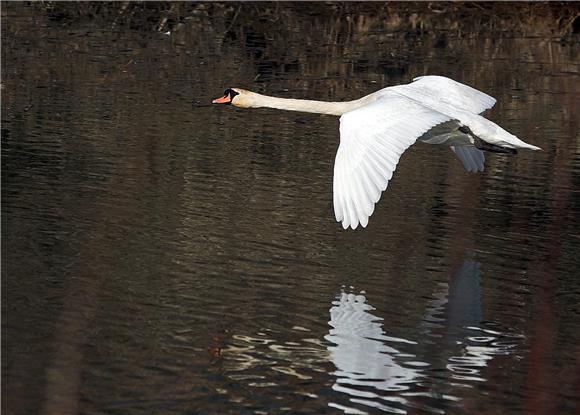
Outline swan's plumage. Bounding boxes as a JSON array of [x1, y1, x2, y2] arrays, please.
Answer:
[[214, 76, 541, 230], [390, 77, 540, 151], [335, 91, 451, 229], [451, 146, 485, 173], [405, 76, 497, 115]]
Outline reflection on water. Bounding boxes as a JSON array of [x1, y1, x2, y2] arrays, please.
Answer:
[[222, 332, 330, 385], [420, 255, 522, 386], [324, 254, 523, 414], [326, 292, 422, 414], [218, 254, 525, 414], [422, 253, 482, 338]]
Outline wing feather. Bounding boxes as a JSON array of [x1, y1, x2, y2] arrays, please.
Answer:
[[408, 76, 496, 114], [451, 146, 486, 173], [334, 92, 451, 229]]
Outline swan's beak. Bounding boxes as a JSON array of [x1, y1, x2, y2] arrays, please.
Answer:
[[212, 94, 231, 104]]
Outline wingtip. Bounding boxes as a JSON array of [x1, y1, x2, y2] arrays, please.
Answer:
[[339, 218, 369, 230], [359, 216, 369, 228]]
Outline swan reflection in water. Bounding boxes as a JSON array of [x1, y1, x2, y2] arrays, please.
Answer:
[[325, 292, 422, 414], [326, 253, 522, 414]]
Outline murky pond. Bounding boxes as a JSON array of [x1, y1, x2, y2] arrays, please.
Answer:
[[2, 3, 580, 414]]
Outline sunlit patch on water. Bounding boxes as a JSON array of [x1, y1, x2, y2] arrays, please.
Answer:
[[222, 332, 330, 382]]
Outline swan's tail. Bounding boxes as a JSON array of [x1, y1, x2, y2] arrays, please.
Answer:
[[514, 140, 541, 151], [497, 135, 542, 151], [492, 128, 542, 151], [478, 135, 541, 152], [462, 123, 542, 151]]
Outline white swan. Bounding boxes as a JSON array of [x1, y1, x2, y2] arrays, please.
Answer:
[[213, 76, 540, 229]]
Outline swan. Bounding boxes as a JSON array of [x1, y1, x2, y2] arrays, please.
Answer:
[[213, 76, 540, 229]]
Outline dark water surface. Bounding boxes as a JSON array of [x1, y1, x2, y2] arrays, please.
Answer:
[[2, 4, 580, 415]]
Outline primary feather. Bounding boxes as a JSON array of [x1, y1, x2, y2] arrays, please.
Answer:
[[335, 92, 452, 229]]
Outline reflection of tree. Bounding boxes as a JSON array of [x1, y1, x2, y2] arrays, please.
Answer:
[[523, 97, 579, 415]]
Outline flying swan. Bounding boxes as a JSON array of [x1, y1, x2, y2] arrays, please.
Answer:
[[213, 76, 540, 230]]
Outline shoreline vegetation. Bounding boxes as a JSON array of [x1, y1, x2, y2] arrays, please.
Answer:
[[3, 2, 579, 38], [2, 2, 578, 119]]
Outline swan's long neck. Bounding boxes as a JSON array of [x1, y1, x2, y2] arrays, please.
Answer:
[[247, 93, 366, 116]]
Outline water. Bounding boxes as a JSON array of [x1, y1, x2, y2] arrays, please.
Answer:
[[2, 4, 580, 415]]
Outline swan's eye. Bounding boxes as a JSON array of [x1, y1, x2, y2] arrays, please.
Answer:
[[224, 89, 239, 99]]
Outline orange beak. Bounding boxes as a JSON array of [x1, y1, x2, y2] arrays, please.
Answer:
[[212, 94, 231, 104]]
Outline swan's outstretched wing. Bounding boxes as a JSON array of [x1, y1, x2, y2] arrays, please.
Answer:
[[396, 77, 539, 150], [334, 92, 451, 229], [403, 76, 497, 115], [451, 146, 485, 173]]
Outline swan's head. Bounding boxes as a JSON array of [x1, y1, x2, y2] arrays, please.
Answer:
[[212, 88, 259, 108]]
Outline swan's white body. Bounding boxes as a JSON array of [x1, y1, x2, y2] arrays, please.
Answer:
[[214, 76, 540, 230]]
